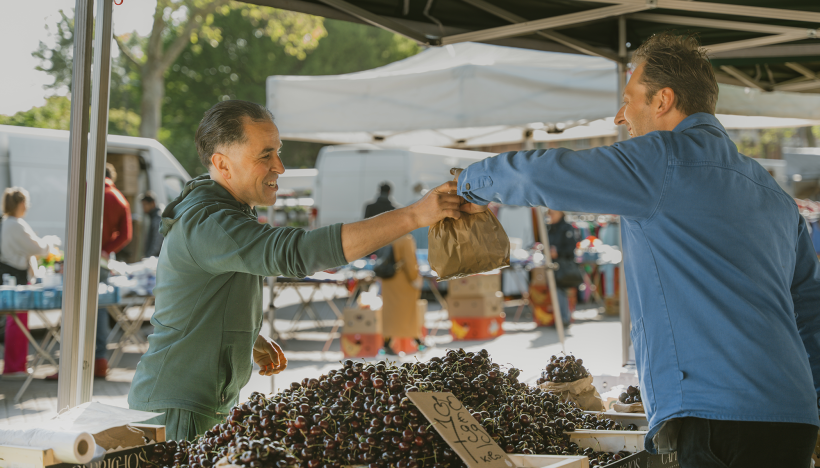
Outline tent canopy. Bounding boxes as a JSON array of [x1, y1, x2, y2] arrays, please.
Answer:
[[269, 42, 820, 146], [249, 0, 820, 92], [268, 43, 618, 134]]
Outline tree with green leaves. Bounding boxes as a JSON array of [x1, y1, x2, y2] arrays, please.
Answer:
[[24, 4, 420, 175], [35, 1, 325, 140]]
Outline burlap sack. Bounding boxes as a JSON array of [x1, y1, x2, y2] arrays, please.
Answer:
[[538, 375, 604, 411], [612, 401, 645, 413], [428, 181, 510, 281]]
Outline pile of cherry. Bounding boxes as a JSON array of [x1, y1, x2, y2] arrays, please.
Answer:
[[536, 354, 590, 384], [619, 386, 642, 404], [144, 349, 635, 468], [588, 451, 633, 467]]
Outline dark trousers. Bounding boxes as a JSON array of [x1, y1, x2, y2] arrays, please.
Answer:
[[677, 417, 817, 468]]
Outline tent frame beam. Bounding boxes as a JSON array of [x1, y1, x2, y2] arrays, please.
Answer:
[[708, 32, 815, 54], [316, 0, 431, 44], [720, 65, 767, 90], [461, 0, 623, 62], [629, 12, 818, 35], [578, 0, 820, 24], [439, 4, 650, 45]]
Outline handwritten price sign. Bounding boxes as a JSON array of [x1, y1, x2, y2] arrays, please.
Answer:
[[407, 392, 514, 468]]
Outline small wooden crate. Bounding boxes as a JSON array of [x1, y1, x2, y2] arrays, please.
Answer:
[[570, 429, 647, 453], [509, 454, 589, 467]]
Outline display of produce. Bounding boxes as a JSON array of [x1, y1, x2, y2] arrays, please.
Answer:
[[618, 386, 642, 405], [584, 450, 633, 467], [144, 349, 638, 468], [536, 354, 590, 384]]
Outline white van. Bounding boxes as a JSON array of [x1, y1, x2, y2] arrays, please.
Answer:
[[0, 125, 191, 262]]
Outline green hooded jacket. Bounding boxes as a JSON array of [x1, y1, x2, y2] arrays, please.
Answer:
[[127, 175, 346, 417]]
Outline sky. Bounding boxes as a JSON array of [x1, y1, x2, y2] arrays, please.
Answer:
[[0, 0, 157, 116]]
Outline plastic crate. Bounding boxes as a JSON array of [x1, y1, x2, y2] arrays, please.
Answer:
[[33, 288, 62, 310], [98, 285, 120, 306], [13, 287, 32, 310]]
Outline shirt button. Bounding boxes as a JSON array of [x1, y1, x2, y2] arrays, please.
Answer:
[[465, 183, 471, 190], [679, 371, 686, 380]]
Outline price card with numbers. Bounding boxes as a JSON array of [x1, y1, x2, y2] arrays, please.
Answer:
[[407, 392, 515, 468]]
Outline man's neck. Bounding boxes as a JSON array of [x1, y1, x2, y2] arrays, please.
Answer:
[[209, 169, 248, 206]]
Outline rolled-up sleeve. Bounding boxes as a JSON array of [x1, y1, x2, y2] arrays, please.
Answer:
[[458, 133, 670, 220], [187, 211, 347, 278]]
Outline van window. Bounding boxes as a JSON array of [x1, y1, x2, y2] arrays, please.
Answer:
[[164, 175, 185, 203]]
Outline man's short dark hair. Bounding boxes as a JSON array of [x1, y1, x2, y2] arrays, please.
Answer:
[[379, 183, 391, 195], [140, 191, 157, 204], [105, 163, 117, 183], [195, 100, 274, 168], [632, 32, 718, 116]]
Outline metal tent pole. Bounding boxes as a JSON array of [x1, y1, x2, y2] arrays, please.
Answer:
[[616, 15, 633, 367], [536, 207, 565, 352], [58, 0, 114, 409]]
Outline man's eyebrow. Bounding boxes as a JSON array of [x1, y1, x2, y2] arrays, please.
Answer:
[[258, 147, 278, 156]]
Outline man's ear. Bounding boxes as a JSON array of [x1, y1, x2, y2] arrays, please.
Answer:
[[211, 152, 231, 180], [655, 87, 677, 117]]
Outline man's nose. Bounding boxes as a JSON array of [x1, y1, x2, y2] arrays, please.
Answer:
[[615, 105, 627, 125], [272, 154, 285, 174]]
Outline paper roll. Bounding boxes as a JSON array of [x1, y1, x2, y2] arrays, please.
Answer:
[[0, 428, 96, 464]]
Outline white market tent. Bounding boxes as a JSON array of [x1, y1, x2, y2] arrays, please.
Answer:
[[268, 42, 820, 147]]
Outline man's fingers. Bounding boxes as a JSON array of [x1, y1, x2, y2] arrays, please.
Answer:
[[435, 181, 458, 193]]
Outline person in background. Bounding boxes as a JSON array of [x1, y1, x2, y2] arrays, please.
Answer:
[[140, 191, 163, 258], [547, 209, 576, 325], [0, 188, 60, 380], [49, 163, 132, 380], [380, 234, 423, 355], [364, 183, 397, 219]]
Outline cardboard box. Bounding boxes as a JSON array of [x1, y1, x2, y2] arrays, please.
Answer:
[[448, 292, 504, 318], [531, 267, 548, 286], [447, 273, 502, 297], [450, 315, 505, 340], [343, 308, 382, 334], [341, 333, 382, 358]]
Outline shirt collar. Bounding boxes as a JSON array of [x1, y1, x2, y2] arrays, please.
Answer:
[[672, 112, 728, 136]]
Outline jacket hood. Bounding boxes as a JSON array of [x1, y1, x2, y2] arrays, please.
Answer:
[[160, 174, 249, 236]]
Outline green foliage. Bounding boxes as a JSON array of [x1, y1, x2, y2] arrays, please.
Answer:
[[0, 96, 72, 130], [161, 15, 421, 175], [32, 10, 75, 92], [27, 4, 420, 176]]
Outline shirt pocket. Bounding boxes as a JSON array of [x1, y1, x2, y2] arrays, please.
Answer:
[[630, 317, 657, 415]]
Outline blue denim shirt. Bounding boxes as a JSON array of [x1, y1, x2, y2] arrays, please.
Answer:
[[458, 113, 820, 451]]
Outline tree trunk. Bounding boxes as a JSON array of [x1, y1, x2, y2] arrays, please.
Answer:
[[139, 68, 165, 139]]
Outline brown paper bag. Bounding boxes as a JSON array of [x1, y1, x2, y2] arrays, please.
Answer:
[[612, 401, 645, 413], [538, 375, 604, 411], [428, 182, 510, 280]]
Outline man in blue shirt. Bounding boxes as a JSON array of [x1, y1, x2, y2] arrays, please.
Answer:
[[458, 33, 820, 467]]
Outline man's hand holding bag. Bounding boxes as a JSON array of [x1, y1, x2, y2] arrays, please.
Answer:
[[428, 169, 511, 281]]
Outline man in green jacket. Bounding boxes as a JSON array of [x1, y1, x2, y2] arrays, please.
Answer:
[[128, 100, 466, 439]]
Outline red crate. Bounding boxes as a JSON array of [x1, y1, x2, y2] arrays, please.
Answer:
[[450, 315, 504, 340], [341, 333, 383, 358]]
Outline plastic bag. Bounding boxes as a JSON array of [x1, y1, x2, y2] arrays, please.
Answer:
[[428, 182, 510, 281], [538, 375, 605, 411]]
